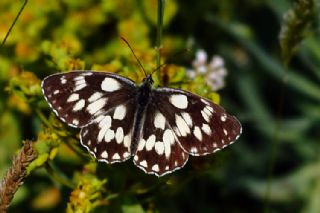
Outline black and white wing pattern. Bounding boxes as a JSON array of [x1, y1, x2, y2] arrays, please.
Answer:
[[42, 71, 137, 163], [133, 87, 241, 176], [80, 98, 137, 163], [154, 88, 242, 155], [42, 71, 242, 177], [42, 71, 136, 127], [134, 99, 189, 176]]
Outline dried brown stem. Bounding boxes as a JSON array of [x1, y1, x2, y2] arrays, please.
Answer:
[[0, 140, 37, 212]]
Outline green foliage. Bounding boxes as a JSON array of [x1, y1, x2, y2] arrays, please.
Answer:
[[67, 163, 107, 212], [0, 0, 319, 212], [279, 0, 314, 66]]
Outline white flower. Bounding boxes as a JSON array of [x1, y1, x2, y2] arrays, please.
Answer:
[[187, 50, 228, 91]]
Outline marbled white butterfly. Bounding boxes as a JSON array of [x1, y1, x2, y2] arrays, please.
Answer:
[[42, 70, 242, 176]]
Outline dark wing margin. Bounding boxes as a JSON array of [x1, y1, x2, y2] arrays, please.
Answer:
[[41, 71, 137, 127], [152, 87, 242, 156]]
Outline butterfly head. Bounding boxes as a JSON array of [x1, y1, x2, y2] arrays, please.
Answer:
[[142, 74, 154, 88]]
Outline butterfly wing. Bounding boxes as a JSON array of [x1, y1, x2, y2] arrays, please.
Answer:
[[150, 87, 242, 156], [80, 98, 137, 163], [133, 99, 189, 176], [41, 71, 137, 127]]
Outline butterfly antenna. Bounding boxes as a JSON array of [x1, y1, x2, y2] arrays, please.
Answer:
[[1, 0, 28, 48], [151, 62, 167, 75], [120, 37, 147, 77], [151, 48, 191, 75]]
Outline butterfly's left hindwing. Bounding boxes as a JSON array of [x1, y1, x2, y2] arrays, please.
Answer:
[[80, 98, 137, 163], [41, 71, 136, 127]]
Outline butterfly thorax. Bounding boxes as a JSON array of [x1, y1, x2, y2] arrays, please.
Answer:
[[131, 74, 154, 153], [137, 74, 153, 104]]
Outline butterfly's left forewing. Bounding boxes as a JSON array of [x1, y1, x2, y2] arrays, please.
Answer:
[[42, 71, 137, 127]]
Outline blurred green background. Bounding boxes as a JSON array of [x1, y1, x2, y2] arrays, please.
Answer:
[[0, 0, 319, 212]]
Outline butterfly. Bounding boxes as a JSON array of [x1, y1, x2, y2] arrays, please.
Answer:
[[41, 70, 242, 176]]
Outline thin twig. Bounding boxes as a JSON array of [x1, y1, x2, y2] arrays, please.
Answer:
[[156, 0, 165, 82], [1, 0, 28, 48]]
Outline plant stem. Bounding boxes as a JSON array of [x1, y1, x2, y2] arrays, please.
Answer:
[[1, 0, 28, 48], [156, 0, 165, 81], [45, 163, 75, 189]]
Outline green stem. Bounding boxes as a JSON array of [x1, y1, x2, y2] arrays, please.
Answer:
[[1, 0, 28, 48], [35, 108, 52, 128], [156, 0, 165, 82], [45, 163, 75, 189]]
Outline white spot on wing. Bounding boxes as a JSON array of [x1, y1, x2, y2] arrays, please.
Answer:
[[101, 151, 108, 158], [73, 99, 85, 111], [134, 155, 138, 161], [53, 90, 59, 95], [190, 147, 198, 153], [75, 76, 85, 81], [72, 119, 79, 126], [201, 98, 210, 105], [169, 94, 188, 109], [154, 112, 166, 130], [104, 129, 115, 142], [67, 93, 79, 102], [98, 115, 112, 129], [74, 77, 86, 91], [98, 125, 108, 142], [101, 77, 121, 92], [94, 115, 105, 123], [113, 105, 126, 120], [146, 135, 156, 151], [123, 135, 131, 148], [205, 105, 214, 113], [152, 164, 160, 172], [175, 115, 190, 137], [87, 98, 107, 115], [181, 112, 193, 127], [137, 139, 146, 151], [221, 113, 227, 122], [140, 160, 148, 167], [88, 92, 103, 102], [163, 129, 174, 158], [201, 124, 212, 135], [201, 110, 210, 122], [193, 126, 202, 141], [60, 76, 67, 84], [223, 129, 228, 136], [123, 152, 130, 158], [115, 127, 124, 144], [112, 153, 120, 160], [203, 107, 212, 117], [155, 142, 164, 155]]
